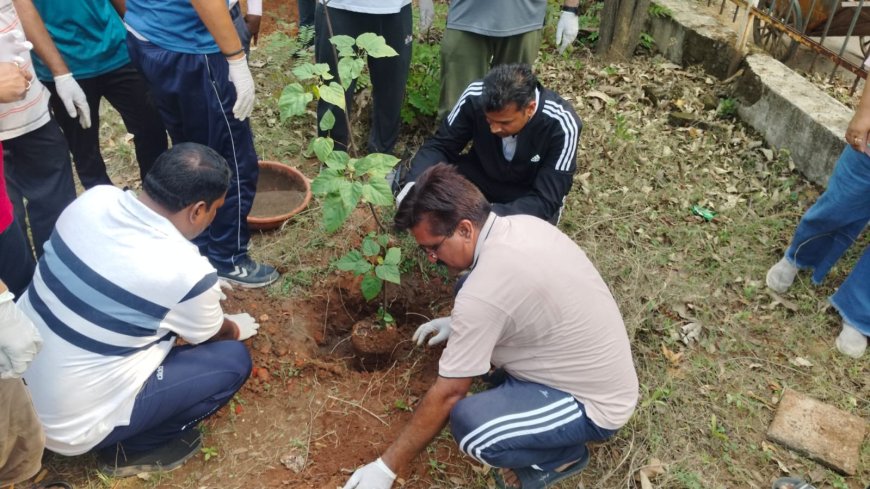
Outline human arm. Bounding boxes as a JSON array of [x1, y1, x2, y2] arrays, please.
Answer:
[[0, 62, 31, 102], [846, 74, 870, 154], [12, 0, 91, 128], [555, 0, 580, 54], [110, 0, 125, 17], [0, 280, 43, 379], [190, 0, 255, 120], [344, 376, 473, 488], [245, 0, 262, 45]]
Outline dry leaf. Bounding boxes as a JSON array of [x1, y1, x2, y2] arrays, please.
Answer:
[[661, 343, 683, 367], [789, 356, 813, 368]]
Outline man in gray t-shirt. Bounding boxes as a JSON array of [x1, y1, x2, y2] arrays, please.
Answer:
[[437, 0, 581, 119], [342, 163, 638, 489]]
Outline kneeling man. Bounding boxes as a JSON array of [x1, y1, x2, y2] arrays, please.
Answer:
[[20, 143, 258, 477], [345, 164, 638, 489]]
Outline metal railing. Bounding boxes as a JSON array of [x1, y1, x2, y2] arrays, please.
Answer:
[[709, 0, 869, 92]]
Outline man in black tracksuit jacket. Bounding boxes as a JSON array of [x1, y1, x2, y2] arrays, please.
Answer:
[[401, 63, 581, 224]]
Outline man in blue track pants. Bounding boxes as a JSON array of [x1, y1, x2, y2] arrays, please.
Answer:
[[20, 143, 258, 477], [122, 0, 279, 288]]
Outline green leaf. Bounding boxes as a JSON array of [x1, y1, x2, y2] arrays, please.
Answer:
[[319, 82, 346, 111], [337, 57, 366, 90], [310, 167, 343, 195], [324, 150, 350, 170], [355, 152, 400, 178], [338, 180, 363, 213], [376, 233, 390, 247], [361, 179, 394, 206], [278, 83, 313, 120], [319, 109, 336, 131], [334, 250, 373, 275], [312, 137, 334, 162], [383, 247, 401, 266], [330, 34, 356, 50], [356, 33, 398, 58], [375, 263, 401, 285], [361, 235, 381, 257], [322, 193, 352, 233], [291, 63, 333, 81], [360, 273, 382, 301], [382, 309, 395, 324]]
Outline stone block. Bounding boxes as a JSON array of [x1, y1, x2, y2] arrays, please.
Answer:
[[767, 388, 866, 475]]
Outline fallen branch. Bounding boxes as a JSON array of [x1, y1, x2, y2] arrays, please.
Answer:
[[327, 395, 389, 425]]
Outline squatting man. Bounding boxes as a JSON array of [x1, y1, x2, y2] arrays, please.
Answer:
[[344, 164, 638, 489]]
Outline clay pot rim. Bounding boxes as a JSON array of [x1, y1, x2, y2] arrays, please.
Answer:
[[247, 160, 313, 231]]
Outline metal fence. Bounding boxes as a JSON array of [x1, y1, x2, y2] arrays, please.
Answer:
[[709, 0, 869, 92]]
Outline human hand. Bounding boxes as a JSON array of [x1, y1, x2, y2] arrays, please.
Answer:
[[418, 0, 435, 32], [227, 55, 255, 121], [0, 289, 43, 379], [412, 316, 451, 346], [0, 29, 33, 64], [846, 109, 870, 155], [342, 458, 396, 489], [555, 11, 579, 54], [0, 62, 30, 102], [245, 15, 262, 45], [218, 278, 234, 301], [54, 73, 91, 129], [225, 313, 260, 340]]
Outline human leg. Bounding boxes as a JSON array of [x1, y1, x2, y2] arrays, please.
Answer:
[[830, 245, 870, 357], [0, 218, 35, 298], [314, 4, 362, 149], [438, 29, 491, 119], [3, 120, 76, 257], [95, 341, 251, 470], [782, 146, 870, 285], [0, 379, 44, 487], [490, 30, 543, 68], [365, 4, 412, 154], [298, 0, 316, 29], [43, 77, 110, 189], [230, 3, 252, 54], [101, 64, 169, 182], [449, 375, 615, 472]]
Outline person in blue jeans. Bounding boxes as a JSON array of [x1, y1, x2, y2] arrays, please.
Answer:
[[766, 81, 870, 359]]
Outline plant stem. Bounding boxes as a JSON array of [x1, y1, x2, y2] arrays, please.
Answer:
[[368, 203, 385, 234], [321, 3, 357, 155]]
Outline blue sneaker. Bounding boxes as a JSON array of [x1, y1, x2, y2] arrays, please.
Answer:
[[216, 257, 279, 289]]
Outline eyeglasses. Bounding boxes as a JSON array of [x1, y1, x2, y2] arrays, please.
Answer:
[[419, 234, 450, 259]]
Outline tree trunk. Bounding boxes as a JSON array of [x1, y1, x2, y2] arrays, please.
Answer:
[[596, 0, 652, 60]]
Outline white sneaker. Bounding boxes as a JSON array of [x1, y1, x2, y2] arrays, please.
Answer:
[[766, 257, 798, 293], [835, 322, 867, 359]]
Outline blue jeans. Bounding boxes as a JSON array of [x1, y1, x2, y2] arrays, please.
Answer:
[[784, 145, 870, 335], [449, 374, 616, 471], [94, 340, 251, 455]]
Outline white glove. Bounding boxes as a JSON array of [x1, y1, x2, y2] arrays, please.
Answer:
[[555, 11, 579, 54], [226, 313, 259, 341], [0, 29, 33, 64], [53, 73, 91, 129], [0, 290, 43, 379], [418, 0, 435, 32], [342, 458, 396, 489], [218, 278, 233, 301], [412, 316, 451, 346], [227, 55, 255, 121]]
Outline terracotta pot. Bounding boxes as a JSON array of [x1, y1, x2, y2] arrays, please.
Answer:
[[247, 161, 312, 231]]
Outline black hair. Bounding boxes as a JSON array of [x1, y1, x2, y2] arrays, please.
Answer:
[[142, 142, 231, 212], [481, 63, 537, 113], [394, 163, 491, 236]]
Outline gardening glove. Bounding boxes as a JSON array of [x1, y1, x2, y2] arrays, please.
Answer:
[[53, 73, 91, 129], [555, 11, 579, 54], [0, 29, 33, 65], [342, 458, 396, 489], [0, 289, 43, 379], [218, 278, 234, 301], [418, 0, 435, 32], [227, 55, 255, 121], [226, 312, 260, 341], [412, 316, 451, 346]]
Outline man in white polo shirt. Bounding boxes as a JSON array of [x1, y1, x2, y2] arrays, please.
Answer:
[[344, 163, 638, 489], [20, 143, 259, 477]]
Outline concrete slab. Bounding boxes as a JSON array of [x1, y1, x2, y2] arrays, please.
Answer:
[[647, 0, 741, 80], [767, 389, 866, 475], [647, 0, 851, 185], [736, 54, 851, 186]]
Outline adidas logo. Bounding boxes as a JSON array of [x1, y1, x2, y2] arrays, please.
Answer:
[[530, 154, 541, 163]]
